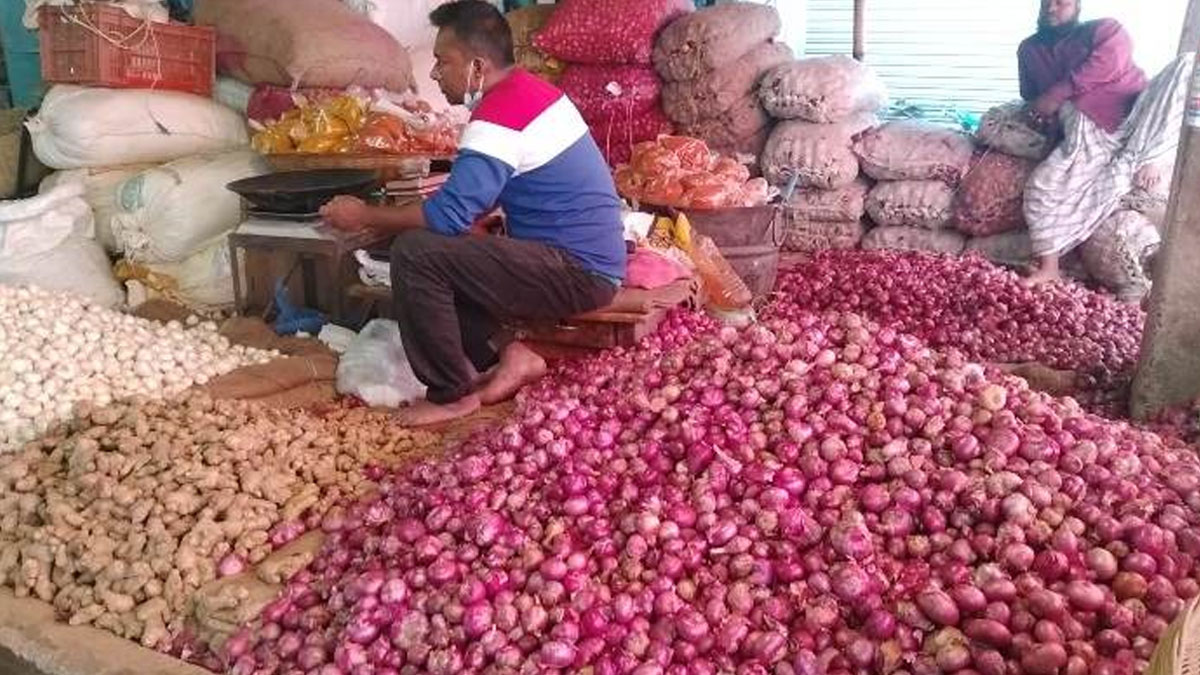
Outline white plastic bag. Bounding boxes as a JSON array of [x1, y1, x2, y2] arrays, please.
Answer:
[[112, 150, 268, 263], [0, 182, 91, 258], [0, 236, 124, 307], [336, 319, 426, 407], [39, 165, 154, 253], [27, 85, 250, 169]]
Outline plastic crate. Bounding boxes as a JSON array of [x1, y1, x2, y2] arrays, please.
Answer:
[[0, 2, 43, 108], [38, 4, 214, 97]]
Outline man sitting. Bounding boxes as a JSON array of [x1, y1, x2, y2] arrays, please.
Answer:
[[321, 0, 626, 426]]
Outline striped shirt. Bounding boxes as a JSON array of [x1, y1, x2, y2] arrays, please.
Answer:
[[422, 69, 627, 282]]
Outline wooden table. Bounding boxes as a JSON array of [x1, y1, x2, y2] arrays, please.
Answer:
[[228, 221, 391, 325]]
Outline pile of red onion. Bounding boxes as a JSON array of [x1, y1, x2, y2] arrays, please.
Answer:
[[224, 301, 1199, 675], [767, 251, 1145, 417]]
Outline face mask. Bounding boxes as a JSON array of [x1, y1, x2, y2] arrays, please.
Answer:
[[463, 61, 484, 110]]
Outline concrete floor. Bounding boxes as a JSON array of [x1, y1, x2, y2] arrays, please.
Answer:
[[1, 647, 39, 675]]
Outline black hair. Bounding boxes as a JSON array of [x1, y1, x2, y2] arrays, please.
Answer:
[[429, 1, 515, 67]]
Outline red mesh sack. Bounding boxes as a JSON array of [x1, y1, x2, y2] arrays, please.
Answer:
[[953, 151, 1038, 237], [589, 108, 674, 166], [559, 65, 663, 124], [533, 0, 692, 65]]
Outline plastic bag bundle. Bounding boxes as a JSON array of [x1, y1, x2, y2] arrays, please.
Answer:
[[335, 319, 426, 407]]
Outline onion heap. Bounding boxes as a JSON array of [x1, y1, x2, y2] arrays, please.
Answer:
[[766, 251, 1145, 416], [227, 304, 1199, 675]]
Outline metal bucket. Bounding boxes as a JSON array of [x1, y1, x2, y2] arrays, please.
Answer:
[[684, 205, 784, 301]]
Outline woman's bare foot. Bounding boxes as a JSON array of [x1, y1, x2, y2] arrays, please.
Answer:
[[478, 342, 547, 405], [396, 393, 482, 427]]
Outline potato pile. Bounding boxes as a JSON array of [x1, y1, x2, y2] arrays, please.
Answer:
[[0, 285, 276, 451], [0, 393, 438, 648]]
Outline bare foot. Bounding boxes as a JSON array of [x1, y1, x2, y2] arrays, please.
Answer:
[[396, 393, 482, 427], [1022, 267, 1062, 287], [478, 342, 547, 405]]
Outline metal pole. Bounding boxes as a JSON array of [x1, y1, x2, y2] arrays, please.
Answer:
[[853, 0, 865, 61], [1129, 0, 1200, 419]]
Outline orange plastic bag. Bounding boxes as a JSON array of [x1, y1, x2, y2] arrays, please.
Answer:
[[641, 174, 686, 206], [712, 156, 750, 182], [659, 135, 711, 171]]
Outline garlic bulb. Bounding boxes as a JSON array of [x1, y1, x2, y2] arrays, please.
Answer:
[[0, 285, 276, 451]]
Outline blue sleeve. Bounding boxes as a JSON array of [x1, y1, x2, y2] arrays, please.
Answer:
[[422, 149, 514, 236]]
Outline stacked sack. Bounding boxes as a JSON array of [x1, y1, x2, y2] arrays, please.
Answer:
[[506, 5, 565, 83], [852, 120, 976, 256], [959, 101, 1050, 268], [535, 0, 691, 166], [758, 56, 886, 253], [654, 3, 790, 160], [23, 84, 252, 310]]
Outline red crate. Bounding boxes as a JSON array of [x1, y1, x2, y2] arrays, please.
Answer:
[[38, 4, 214, 97]]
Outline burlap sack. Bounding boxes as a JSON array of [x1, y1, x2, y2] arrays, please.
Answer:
[[679, 95, 773, 159], [853, 121, 976, 185], [194, 0, 415, 91], [1079, 210, 1160, 302], [759, 56, 888, 123], [783, 216, 866, 253], [661, 42, 793, 126], [954, 152, 1037, 237], [966, 230, 1034, 269], [865, 180, 954, 229], [976, 102, 1054, 161], [787, 178, 871, 222], [202, 355, 337, 401], [862, 226, 966, 256], [762, 113, 876, 189], [508, 6, 566, 82], [653, 3, 781, 82]]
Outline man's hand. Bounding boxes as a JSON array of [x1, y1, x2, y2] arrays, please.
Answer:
[[1032, 93, 1062, 119], [320, 195, 371, 232]]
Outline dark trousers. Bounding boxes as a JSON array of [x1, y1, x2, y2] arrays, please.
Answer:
[[389, 230, 618, 404]]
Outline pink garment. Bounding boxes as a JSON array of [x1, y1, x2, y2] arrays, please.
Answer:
[[1018, 18, 1147, 133]]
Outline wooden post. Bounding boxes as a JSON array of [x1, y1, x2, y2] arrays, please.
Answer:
[[1129, 0, 1200, 419], [853, 0, 865, 61]]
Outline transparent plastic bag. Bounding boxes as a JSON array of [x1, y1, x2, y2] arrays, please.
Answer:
[[335, 319, 426, 407]]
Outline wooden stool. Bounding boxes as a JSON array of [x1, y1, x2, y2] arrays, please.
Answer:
[[228, 223, 391, 325]]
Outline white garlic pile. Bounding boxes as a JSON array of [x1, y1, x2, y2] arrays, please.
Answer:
[[0, 285, 276, 451]]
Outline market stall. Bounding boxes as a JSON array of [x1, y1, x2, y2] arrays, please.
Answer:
[[1, 0, 1200, 674]]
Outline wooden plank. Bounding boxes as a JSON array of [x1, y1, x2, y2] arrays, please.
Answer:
[[1130, 22, 1200, 418]]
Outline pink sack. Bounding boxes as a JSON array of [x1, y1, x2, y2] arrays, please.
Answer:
[[559, 65, 663, 125], [534, 0, 692, 65], [625, 248, 692, 289]]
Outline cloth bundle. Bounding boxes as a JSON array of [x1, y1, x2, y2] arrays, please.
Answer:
[[654, 3, 785, 159]]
